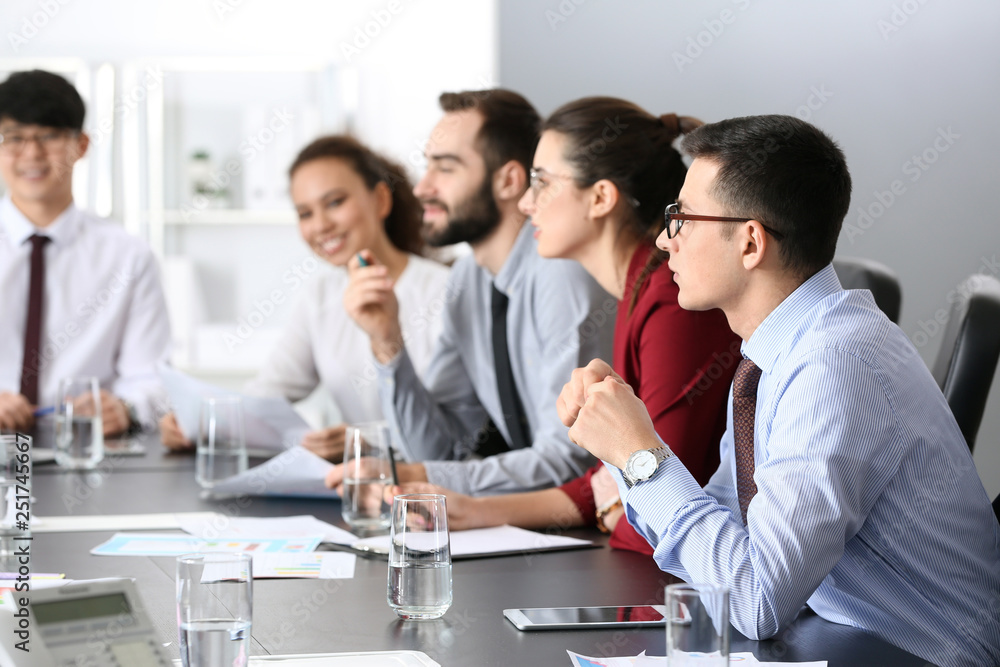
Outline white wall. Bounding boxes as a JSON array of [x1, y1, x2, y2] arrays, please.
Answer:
[[498, 0, 1000, 497], [2, 0, 497, 378], [4, 0, 497, 163]]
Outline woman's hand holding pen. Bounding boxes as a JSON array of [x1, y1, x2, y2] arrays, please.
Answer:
[[343, 250, 405, 364]]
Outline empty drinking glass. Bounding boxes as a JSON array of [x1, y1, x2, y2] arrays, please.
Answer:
[[54, 376, 104, 470], [387, 493, 451, 620]]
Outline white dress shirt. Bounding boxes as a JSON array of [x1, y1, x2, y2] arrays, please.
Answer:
[[0, 197, 172, 426], [243, 254, 450, 426]]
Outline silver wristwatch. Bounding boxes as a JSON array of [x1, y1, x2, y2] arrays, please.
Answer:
[[622, 446, 672, 488]]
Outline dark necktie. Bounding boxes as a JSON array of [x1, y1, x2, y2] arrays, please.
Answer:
[[20, 234, 51, 405], [733, 357, 762, 526], [487, 284, 531, 455]]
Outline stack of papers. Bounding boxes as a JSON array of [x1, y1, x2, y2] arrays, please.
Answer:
[[33, 512, 220, 533], [567, 651, 827, 666], [160, 365, 310, 452], [353, 524, 594, 559], [90, 533, 322, 556], [209, 446, 339, 498], [178, 514, 356, 545], [89, 529, 356, 580]]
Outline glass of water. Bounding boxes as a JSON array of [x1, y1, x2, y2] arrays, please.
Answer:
[[0, 435, 26, 570], [54, 376, 104, 470], [196, 396, 247, 495], [342, 421, 393, 533], [387, 493, 451, 620], [177, 552, 252, 667], [666, 583, 730, 666]]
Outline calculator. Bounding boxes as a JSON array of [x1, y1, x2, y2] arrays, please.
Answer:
[[27, 578, 171, 666]]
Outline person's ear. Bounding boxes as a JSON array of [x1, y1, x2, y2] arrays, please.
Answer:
[[57, 132, 89, 172], [73, 131, 90, 160], [589, 179, 619, 219], [373, 181, 393, 221], [740, 220, 769, 270], [493, 160, 527, 203]]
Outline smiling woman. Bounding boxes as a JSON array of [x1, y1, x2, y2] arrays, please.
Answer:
[[160, 135, 451, 461]]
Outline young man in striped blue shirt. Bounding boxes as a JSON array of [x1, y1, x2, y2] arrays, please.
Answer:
[[560, 115, 999, 667]]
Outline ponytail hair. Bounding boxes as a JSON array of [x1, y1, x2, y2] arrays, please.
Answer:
[[289, 135, 425, 256], [542, 97, 702, 313]]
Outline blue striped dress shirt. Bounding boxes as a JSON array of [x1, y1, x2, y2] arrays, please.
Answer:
[[618, 264, 1000, 667]]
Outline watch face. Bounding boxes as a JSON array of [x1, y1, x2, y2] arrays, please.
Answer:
[[629, 450, 657, 480]]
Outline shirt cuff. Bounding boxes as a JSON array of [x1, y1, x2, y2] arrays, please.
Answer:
[[423, 461, 472, 495], [375, 345, 406, 374], [622, 451, 705, 538]]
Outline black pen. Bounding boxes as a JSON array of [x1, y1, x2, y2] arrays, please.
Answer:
[[387, 445, 399, 486]]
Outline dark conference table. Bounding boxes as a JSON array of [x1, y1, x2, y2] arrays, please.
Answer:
[[27, 431, 929, 666]]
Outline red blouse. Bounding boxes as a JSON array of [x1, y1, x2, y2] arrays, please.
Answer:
[[559, 244, 740, 554]]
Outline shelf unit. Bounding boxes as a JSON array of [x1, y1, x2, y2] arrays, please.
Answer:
[[119, 57, 354, 375]]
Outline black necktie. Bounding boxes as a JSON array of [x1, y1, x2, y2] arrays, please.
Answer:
[[733, 357, 763, 526], [20, 234, 50, 405], [487, 284, 532, 455]]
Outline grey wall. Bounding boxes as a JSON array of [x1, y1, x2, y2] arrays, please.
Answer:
[[499, 0, 1000, 498]]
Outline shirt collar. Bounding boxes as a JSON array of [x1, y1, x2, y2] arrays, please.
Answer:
[[743, 264, 843, 373], [491, 222, 535, 294], [0, 196, 80, 247]]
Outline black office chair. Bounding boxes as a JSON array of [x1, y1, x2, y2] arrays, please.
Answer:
[[833, 257, 903, 323], [930, 274, 1000, 452], [994, 493, 1000, 523]]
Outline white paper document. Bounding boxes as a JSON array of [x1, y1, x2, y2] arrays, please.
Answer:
[[251, 552, 356, 579], [353, 524, 593, 558], [209, 446, 340, 498], [32, 512, 221, 533], [178, 514, 356, 545], [91, 532, 322, 556], [567, 650, 827, 666], [160, 364, 309, 451], [241, 651, 440, 666]]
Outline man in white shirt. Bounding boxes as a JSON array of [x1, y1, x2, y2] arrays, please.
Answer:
[[0, 69, 171, 435]]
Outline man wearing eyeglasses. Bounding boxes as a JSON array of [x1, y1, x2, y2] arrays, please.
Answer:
[[0, 70, 170, 435], [562, 115, 999, 667]]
